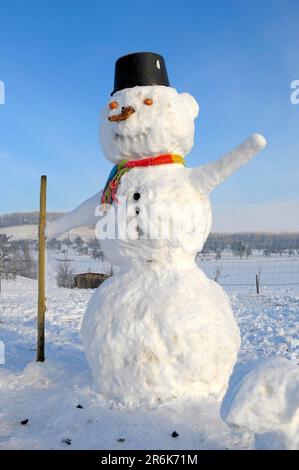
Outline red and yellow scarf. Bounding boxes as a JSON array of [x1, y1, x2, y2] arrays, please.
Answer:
[[101, 154, 184, 205]]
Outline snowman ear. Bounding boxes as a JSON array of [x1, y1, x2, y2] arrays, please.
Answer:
[[180, 92, 199, 119]]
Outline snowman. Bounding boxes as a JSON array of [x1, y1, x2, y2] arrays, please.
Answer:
[[47, 53, 267, 407]]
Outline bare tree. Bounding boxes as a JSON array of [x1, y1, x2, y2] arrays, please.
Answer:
[[232, 242, 246, 259], [0, 235, 18, 292], [56, 261, 74, 288], [62, 237, 72, 249], [18, 242, 37, 279], [74, 236, 84, 255], [56, 240, 74, 288], [88, 238, 101, 250], [213, 264, 228, 283], [263, 248, 271, 258], [88, 238, 103, 259], [47, 238, 62, 251]]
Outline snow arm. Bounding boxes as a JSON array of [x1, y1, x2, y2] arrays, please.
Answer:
[[190, 133, 267, 194], [45, 191, 101, 239]]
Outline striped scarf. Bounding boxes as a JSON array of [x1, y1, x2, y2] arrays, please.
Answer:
[[101, 154, 184, 205]]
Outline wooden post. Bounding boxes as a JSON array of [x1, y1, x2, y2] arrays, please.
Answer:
[[37, 175, 47, 362], [255, 273, 260, 295]]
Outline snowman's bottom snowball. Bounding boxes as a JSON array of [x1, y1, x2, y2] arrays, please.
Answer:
[[81, 265, 240, 407]]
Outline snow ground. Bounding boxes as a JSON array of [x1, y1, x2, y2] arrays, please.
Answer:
[[0, 276, 298, 450]]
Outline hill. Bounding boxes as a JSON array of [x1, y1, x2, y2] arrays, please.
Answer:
[[0, 211, 63, 228]]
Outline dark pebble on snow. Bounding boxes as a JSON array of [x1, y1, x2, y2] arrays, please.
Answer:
[[171, 431, 179, 438], [20, 419, 29, 425], [61, 438, 72, 445]]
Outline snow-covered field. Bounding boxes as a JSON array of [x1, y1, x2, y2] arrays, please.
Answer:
[[0, 268, 298, 450], [200, 257, 299, 288]]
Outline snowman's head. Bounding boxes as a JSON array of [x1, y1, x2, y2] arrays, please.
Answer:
[[99, 86, 199, 164]]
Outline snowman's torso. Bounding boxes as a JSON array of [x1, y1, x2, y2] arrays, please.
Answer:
[[81, 166, 240, 406], [95, 165, 213, 265]]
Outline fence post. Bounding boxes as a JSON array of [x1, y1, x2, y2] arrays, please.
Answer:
[[255, 273, 260, 295], [37, 175, 47, 362]]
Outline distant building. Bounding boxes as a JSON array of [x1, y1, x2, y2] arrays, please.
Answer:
[[73, 272, 111, 289]]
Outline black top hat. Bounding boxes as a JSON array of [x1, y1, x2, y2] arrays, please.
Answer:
[[111, 52, 170, 95]]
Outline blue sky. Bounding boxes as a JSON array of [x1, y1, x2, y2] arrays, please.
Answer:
[[0, 0, 298, 230]]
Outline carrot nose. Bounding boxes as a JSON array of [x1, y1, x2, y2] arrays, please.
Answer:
[[108, 105, 135, 122]]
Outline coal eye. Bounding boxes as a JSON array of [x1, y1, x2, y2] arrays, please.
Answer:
[[133, 192, 141, 201], [143, 98, 153, 106], [109, 101, 118, 110]]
